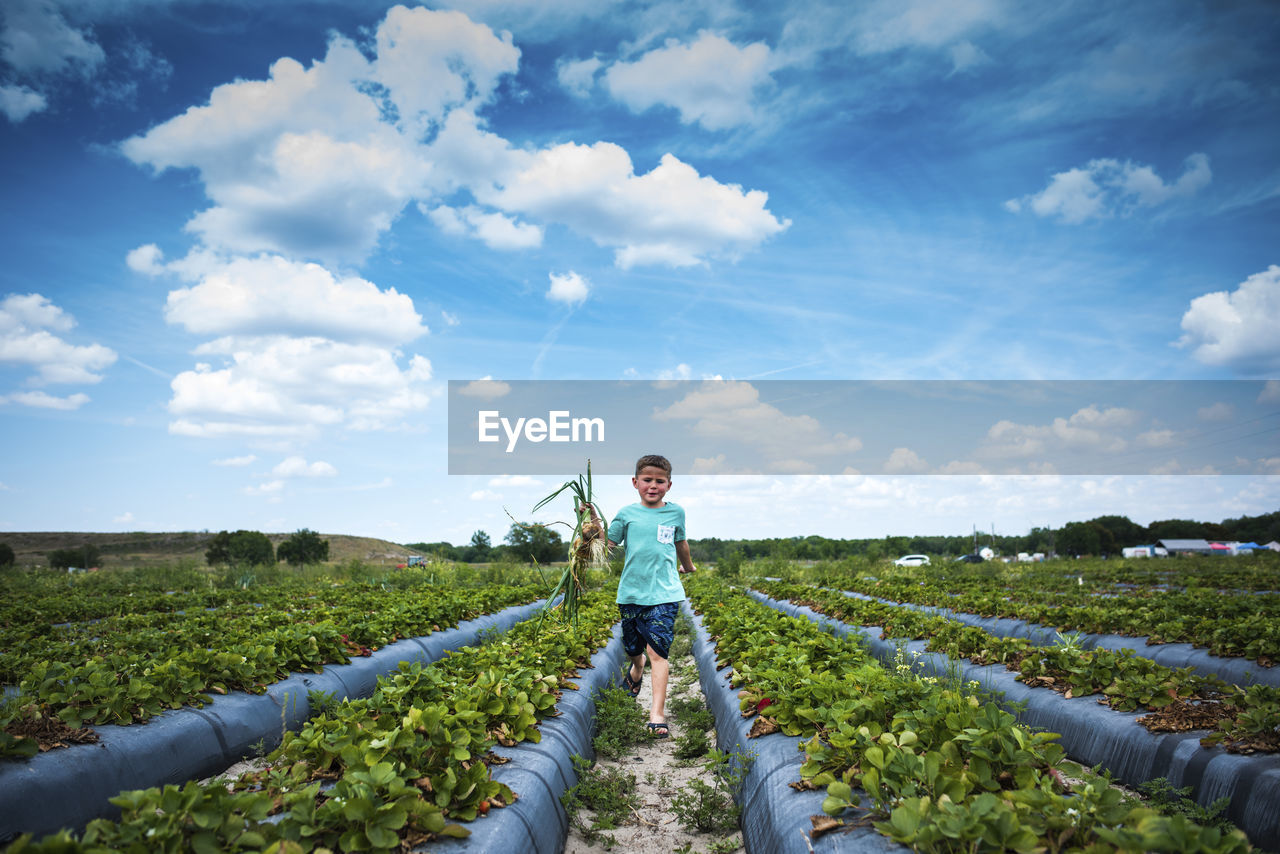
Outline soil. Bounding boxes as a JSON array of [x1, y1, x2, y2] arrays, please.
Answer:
[[563, 640, 742, 854], [4, 710, 99, 752]]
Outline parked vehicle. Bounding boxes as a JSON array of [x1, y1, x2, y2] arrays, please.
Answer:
[[893, 554, 931, 567], [954, 553, 986, 563]]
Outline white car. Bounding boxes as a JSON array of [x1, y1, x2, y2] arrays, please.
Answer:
[[893, 554, 931, 567]]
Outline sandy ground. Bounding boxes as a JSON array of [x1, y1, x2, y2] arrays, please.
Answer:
[[563, 636, 742, 854]]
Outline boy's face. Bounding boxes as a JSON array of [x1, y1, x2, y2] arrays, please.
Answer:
[[632, 465, 672, 508]]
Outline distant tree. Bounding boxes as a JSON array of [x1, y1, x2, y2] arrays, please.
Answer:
[[470, 530, 492, 556], [1089, 515, 1148, 547], [1148, 519, 1210, 541], [205, 531, 232, 566], [1056, 522, 1101, 557], [505, 523, 564, 565], [207, 530, 274, 566], [229, 531, 274, 566], [0, 543, 13, 568], [277, 529, 329, 566], [47, 545, 100, 570]]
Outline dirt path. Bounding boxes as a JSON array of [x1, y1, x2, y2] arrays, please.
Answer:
[[563, 616, 742, 854]]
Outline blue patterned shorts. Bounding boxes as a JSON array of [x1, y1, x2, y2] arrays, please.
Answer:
[[619, 601, 679, 660]]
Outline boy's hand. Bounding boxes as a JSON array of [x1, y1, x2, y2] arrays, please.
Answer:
[[679, 564, 696, 574]]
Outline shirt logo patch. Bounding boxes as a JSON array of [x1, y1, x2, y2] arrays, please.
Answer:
[[656, 525, 676, 544]]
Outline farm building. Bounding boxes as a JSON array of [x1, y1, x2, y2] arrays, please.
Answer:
[[1157, 538, 1215, 555]]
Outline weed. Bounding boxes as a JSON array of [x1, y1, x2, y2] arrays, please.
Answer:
[[1139, 777, 1234, 832], [561, 754, 639, 848], [674, 726, 711, 760], [306, 689, 341, 719], [671, 748, 754, 833], [593, 685, 648, 759]]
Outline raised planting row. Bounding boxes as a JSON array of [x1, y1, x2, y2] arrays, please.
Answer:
[[0, 598, 551, 841], [687, 576, 1254, 853], [0, 575, 540, 758], [823, 558, 1280, 665], [747, 586, 1280, 851], [757, 580, 1280, 754], [4, 591, 623, 853], [832, 585, 1280, 691]]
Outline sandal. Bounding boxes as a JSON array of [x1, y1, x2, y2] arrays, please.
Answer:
[[621, 669, 642, 697], [646, 722, 670, 738]]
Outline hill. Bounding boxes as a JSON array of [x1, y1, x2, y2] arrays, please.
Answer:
[[0, 531, 415, 568]]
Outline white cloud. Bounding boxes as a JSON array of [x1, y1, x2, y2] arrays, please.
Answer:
[[0, 83, 46, 122], [982, 404, 1139, 458], [1008, 153, 1211, 224], [0, 293, 116, 396], [547, 271, 590, 305], [113, 511, 134, 524], [488, 145, 789, 268], [168, 337, 431, 439], [1197, 402, 1234, 422], [125, 243, 165, 275], [885, 447, 929, 473], [457, 377, 511, 399], [1, 0, 104, 76], [557, 55, 602, 97], [1136, 429, 1176, 448], [163, 254, 427, 346], [654, 380, 862, 464], [3, 390, 89, 410], [121, 6, 786, 271], [1178, 265, 1280, 373], [428, 204, 542, 249], [441, 310, 460, 327], [244, 480, 284, 496], [212, 454, 257, 467], [272, 456, 338, 477], [603, 32, 774, 130], [469, 489, 501, 501]]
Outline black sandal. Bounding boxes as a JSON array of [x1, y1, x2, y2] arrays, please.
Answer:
[[646, 722, 669, 738], [622, 669, 642, 697]]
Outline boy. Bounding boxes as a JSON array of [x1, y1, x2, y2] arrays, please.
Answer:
[[588, 454, 695, 737]]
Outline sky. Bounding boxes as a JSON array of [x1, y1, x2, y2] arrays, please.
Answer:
[[1, 0, 1278, 547]]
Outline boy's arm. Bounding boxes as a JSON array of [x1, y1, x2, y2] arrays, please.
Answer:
[[675, 540, 695, 574]]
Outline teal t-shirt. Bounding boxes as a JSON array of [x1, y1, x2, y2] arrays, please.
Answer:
[[608, 501, 687, 605]]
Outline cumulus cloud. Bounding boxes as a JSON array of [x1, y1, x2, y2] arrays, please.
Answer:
[[885, 447, 929, 473], [162, 254, 427, 345], [125, 243, 165, 275], [556, 55, 601, 97], [0, 83, 46, 122], [0, 293, 116, 404], [603, 32, 774, 130], [113, 511, 134, 524], [654, 380, 861, 466], [487, 145, 789, 268], [982, 404, 1140, 459], [121, 6, 785, 270], [167, 337, 432, 439], [456, 377, 510, 399], [1177, 265, 1280, 373], [244, 480, 284, 496], [1006, 153, 1211, 223], [547, 271, 589, 305], [427, 204, 542, 249], [272, 456, 338, 477]]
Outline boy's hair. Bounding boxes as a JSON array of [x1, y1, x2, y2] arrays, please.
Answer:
[[635, 454, 672, 477]]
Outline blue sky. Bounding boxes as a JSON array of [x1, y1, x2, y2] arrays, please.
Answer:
[[1, 0, 1278, 546]]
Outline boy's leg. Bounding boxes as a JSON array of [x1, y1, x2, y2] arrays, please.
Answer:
[[640, 602, 679, 724], [646, 644, 669, 724], [628, 651, 646, 684]]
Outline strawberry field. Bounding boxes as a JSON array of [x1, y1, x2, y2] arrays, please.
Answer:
[[0, 555, 1277, 852]]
